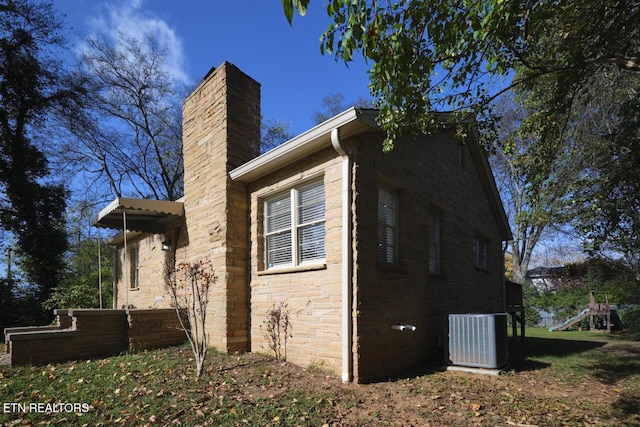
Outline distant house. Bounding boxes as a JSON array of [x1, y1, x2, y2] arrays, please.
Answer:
[[526, 266, 567, 293], [94, 62, 512, 383]]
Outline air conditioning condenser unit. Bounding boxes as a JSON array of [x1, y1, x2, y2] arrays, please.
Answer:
[[448, 313, 508, 369]]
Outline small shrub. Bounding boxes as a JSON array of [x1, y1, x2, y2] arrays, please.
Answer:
[[263, 302, 292, 361], [619, 306, 640, 330], [307, 361, 332, 375], [166, 259, 215, 378]]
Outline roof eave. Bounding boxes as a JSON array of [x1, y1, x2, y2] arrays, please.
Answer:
[[106, 230, 146, 246], [465, 128, 513, 242], [230, 107, 378, 183]]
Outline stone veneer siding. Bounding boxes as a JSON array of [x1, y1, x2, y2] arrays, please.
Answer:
[[114, 233, 173, 309], [177, 62, 260, 352], [350, 129, 505, 383], [247, 129, 505, 382], [106, 62, 508, 383], [248, 147, 344, 373]]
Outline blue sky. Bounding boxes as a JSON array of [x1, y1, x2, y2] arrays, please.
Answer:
[[53, 0, 373, 135]]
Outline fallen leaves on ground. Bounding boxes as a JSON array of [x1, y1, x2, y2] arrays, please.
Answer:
[[0, 337, 639, 426]]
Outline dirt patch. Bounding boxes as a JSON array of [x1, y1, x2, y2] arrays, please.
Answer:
[[207, 339, 639, 426]]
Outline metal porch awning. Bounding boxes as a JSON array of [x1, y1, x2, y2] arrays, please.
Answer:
[[92, 197, 184, 234]]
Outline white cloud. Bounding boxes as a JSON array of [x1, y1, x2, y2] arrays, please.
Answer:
[[88, 0, 191, 84]]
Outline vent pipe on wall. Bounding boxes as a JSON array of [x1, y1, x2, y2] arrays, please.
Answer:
[[390, 324, 417, 332]]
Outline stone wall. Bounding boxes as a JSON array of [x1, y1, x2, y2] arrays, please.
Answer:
[[243, 126, 506, 382], [3, 310, 72, 355], [5, 309, 185, 366], [104, 62, 262, 356], [127, 309, 186, 351], [178, 62, 260, 353], [114, 233, 173, 309], [248, 147, 344, 374], [350, 129, 506, 382], [87, 62, 508, 383], [6, 309, 128, 365]]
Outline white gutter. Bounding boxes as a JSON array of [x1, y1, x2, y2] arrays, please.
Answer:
[[231, 107, 377, 183], [331, 128, 353, 383], [123, 209, 128, 308], [228, 107, 377, 382]]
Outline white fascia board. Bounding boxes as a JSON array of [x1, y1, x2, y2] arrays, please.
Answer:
[[230, 107, 378, 183], [94, 197, 184, 223]]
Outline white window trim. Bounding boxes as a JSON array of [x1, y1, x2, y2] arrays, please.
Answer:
[[264, 180, 325, 269], [129, 246, 139, 290], [264, 191, 292, 268]]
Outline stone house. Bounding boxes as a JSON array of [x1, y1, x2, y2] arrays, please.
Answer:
[[94, 62, 512, 383]]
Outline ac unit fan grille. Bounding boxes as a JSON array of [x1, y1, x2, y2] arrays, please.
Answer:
[[448, 313, 508, 369]]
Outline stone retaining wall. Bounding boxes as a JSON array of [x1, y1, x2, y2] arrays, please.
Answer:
[[4, 308, 186, 366], [127, 308, 186, 351]]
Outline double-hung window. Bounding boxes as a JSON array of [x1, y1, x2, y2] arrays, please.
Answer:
[[377, 187, 398, 264], [474, 236, 488, 269], [264, 180, 325, 269], [429, 214, 441, 275], [129, 246, 139, 289]]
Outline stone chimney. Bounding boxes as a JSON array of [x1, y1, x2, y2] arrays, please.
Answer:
[[180, 62, 260, 352]]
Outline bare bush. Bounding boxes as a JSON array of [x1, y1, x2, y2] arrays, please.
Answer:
[[166, 260, 215, 378], [263, 302, 292, 361]]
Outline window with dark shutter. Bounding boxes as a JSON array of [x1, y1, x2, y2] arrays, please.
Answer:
[[377, 187, 398, 264]]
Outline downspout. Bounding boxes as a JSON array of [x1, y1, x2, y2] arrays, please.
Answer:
[[502, 240, 508, 313], [331, 128, 353, 383], [123, 209, 128, 309]]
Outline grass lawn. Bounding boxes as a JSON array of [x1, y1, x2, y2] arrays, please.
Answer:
[[1, 328, 639, 426]]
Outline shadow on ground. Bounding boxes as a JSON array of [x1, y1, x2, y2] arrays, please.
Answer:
[[590, 341, 640, 385], [613, 390, 640, 423], [507, 336, 605, 372], [383, 336, 608, 379], [365, 333, 639, 383]]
